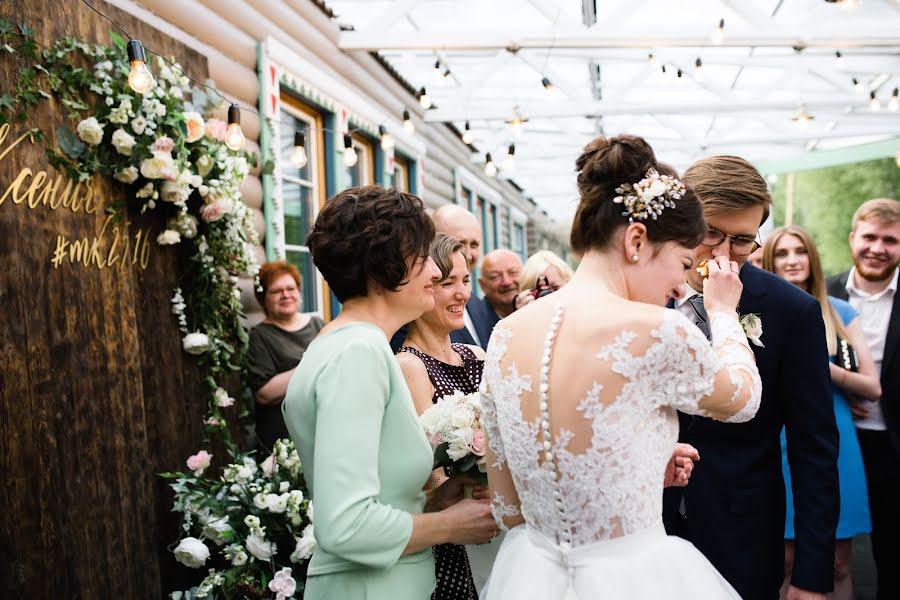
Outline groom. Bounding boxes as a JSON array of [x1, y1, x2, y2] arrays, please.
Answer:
[[663, 156, 840, 600]]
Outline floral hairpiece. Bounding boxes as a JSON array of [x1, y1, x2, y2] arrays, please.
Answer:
[[613, 168, 686, 222]]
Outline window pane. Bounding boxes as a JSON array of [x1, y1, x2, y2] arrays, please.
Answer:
[[280, 115, 311, 182], [286, 248, 318, 313], [283, 183, 313, 247]]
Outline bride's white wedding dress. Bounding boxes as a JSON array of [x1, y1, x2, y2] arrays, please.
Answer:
[[479, 302, 762, 599]]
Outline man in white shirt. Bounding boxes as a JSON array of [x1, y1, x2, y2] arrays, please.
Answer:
[[827, 198, 900, 600]]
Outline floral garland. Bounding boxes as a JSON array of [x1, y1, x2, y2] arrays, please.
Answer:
[[2, 23, 312, 599]]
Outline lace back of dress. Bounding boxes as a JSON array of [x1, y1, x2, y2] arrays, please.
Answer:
[[538, 304, 578, 599]]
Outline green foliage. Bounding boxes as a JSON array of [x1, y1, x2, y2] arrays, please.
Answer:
[[771, 158, 900, 277]]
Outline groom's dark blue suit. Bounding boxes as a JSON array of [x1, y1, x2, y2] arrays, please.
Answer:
[[663, 263, 840, 599]]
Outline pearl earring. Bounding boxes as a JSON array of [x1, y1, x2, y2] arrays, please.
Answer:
[[631, 254, 639, 262]]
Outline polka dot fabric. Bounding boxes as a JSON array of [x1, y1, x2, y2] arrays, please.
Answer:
[[398, 343, 484, 600]]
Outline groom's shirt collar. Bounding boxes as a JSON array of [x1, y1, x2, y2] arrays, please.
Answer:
[[675, 285, 701, 309]]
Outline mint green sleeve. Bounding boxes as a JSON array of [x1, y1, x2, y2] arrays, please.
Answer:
[[310, 339, 414, 568]]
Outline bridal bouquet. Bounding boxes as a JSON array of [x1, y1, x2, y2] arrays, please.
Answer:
[[161, 439, 315, 599], [420, 391, 487, 480]]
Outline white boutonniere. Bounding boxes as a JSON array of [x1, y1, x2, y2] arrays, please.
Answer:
[[740, 313, 764, 347]]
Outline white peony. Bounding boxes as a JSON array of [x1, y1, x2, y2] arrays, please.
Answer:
[[140, 151, 177, 180], [182, 332, 210, 355], [253, 493, 270, 510], [76, 117, 104, 146], [156, 229, 181, 245], [114, 166, 139, 184], [290, 524, 317, 563], [268, 493, 288, 514], [446, 427, 475, 461], [173, 537, 210, 568], [246, 532, 276, 561], [183, 111, 206, 143], [111, 128, 137, 156]]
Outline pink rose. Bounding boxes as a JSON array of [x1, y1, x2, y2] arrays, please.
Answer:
[[201, 201, 225, 222], [429, 432, 441, 449], [205, 118, 227, 141], [186, 450, 212, 475], [470, 430, 486, 457], [261, 454, 279, 477], [151, 136, 175, 153]]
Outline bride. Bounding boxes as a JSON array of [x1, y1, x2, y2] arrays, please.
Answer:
[[479, 134, 762, 599]]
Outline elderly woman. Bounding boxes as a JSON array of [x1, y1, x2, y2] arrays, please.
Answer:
[[513, 249, 574, 309], [396, 233, 489, 599], [248, 260, 324, 451], [282, 186, 497, 600]]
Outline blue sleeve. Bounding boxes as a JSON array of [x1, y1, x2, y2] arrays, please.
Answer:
[[828, 296, 857, 326]]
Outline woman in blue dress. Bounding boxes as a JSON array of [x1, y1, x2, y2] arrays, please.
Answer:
[[763, 225, 882, 600]]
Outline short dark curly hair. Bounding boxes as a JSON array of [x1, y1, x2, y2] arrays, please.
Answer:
[[307, 186, 435, 303]]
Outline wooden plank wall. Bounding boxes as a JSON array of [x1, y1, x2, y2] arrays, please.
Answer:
[[0, 1, 213, 596]]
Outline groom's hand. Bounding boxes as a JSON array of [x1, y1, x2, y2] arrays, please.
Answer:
[[786, 585, 826, 600], [664, 443, 700, 487]]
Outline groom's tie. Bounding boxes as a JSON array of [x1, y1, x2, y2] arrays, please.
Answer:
[[688, 295, 711, 341]]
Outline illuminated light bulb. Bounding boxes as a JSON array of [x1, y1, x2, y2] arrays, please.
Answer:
[[869, 91, 881, 111], [711, 18, 725, 45], [224, 104, 246, 151], [541, 76, 564, 100], [126, 40, 155, 95], [839, 0, 859, 13], [342, 134, 358, 167], [852, 77, 864, 94], [694, 57, 704, 82], [379, 125, 395, 150], [417, 87, 432, 109], [648, 52, 657, 66], [290, 131, 308, 168], [835, 51, 845, 68], [506, 106, 527, 137], [484, 153, 497, 177], [462, 121, 474, 145], [431, 60, 443, 85], [402, 109, 415, 134], [503, 144, 515, 171], [792, 103, 814, 128], [889, 88, 899, 112]]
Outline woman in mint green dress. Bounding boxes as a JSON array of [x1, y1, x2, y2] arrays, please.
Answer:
[[282, 186, 498, 600]]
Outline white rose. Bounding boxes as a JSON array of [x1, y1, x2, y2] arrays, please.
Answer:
[[111, 128, 137, 156], [236, 465, 253, 482], [447, 427, 474, 461], [289, 489, 304, 504], [268, 493, 288, 514], [182, 332, 210, 355], [253, 493, 270, 510], [279, 481, 290, 493], [173, 537, 210, 568], [183, 111, 206, 143], [161, 181, 190, 204], [156, 230, 181, 245], [232, 549, 248, 566], [214, 387, 234, 408], [140, 151, 176, 180], [114, 166, 139, 184], [201, 516, 233, 546], [76, 117, 104, 146], [290, 524, 317, 563], [131, 115, 147, 135], [246, 532, 276, 561], [244, 515, 261, 530]]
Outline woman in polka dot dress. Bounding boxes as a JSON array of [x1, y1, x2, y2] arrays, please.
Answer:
[[397, 233, 488, 600]]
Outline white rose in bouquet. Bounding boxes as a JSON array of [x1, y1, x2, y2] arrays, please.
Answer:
[[246, 532, 276, 561], [111, 128, 137, 156], [183, 111, 206, 143], [160, 181, 191, 204], [267, 493, 288, 514], [214, 387, 235, 408], [290, 524, 317, 563], [253, 493, 270, 510], [76, 117, 104, 146], [447, 426, 475, 461], [114, 166, 139, 184], [182, 332, 210, 355], [140, 150, 177, 181], [173, 537, 210, 568]]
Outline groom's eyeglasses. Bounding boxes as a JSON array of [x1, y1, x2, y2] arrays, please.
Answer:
[[700, 228, 760, 256]]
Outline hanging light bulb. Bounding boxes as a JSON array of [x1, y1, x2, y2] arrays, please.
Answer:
[[461, 121, 474, 145], [484, 153, 498, 178], [648, 52, 657, 66], [289, 131, 308, 168], [378, 125, 395, 150], [694, 57, 704, 82], [224, 104, 246, 151], [792, 103, 814, 128], [541, 76, 564, 100], [417, 87, 432, 110], [506, 106, 528, 137], [431, 60, 443, 85], [126, 40, 155, 95], [870, 91, 882, 111], [888, 88, 899, 112], [503, 144, 515, 171], [541, 76, 554, 93], [676, 68, 684, 81], [838, 0, 859, 13], [852, 77, 864, 94], [402, 109, 415, 134], [835, 51, 845, 68], [660, 64, 668, 78], [711, 18, 725, 45], [342, 134, 358, 167]]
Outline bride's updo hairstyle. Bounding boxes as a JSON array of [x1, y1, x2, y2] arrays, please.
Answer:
[[570, 134, 706, 254]]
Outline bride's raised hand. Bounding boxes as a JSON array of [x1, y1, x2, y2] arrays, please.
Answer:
[[702, 256, 743, 315]]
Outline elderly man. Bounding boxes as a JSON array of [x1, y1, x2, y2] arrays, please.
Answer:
[[473, 249, 523, 344]]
